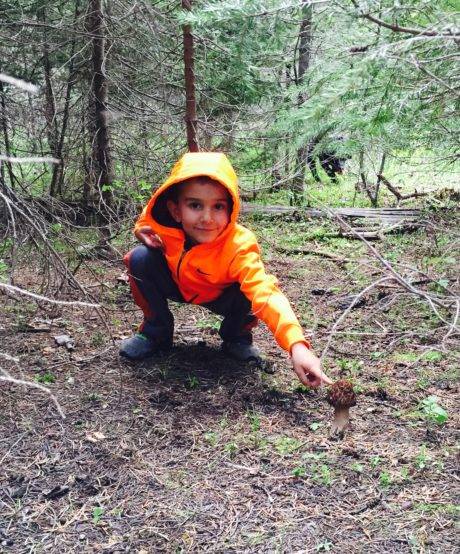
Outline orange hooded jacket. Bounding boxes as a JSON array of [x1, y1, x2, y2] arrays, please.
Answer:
[[134, 152, 309, 353]]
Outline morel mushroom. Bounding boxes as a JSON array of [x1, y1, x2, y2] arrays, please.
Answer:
[[327, 379, 356, 439]]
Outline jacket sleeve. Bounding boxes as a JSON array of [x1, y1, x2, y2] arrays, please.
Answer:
[[228, 239, 310, 352], [134, 198, 155, 234]]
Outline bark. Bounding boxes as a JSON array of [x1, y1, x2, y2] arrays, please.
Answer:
[[373, 152, 386, 206], [292, 2, 313, 205], [87, 0, 114, 213], [0, 81, 15, 190], [40, 6, 59, 185], [182, 0, 199, 152]]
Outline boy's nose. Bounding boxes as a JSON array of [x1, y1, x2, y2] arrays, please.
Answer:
[[201, 209, 212, 223]]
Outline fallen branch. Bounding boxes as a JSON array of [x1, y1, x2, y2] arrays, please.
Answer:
[[340, 220, 418, 240], [0, 155, 60, 164], [269, 243, 350, 265], [0, 282, 100, 308], [0, 73, 38, 93], [378, 174, 428, 202]]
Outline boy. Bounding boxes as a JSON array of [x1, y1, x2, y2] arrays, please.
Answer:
[[120, 152, 332, 388]]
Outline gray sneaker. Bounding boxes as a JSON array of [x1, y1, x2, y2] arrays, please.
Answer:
[[222, 341, 261, 362], [222, 341, 276, 374], [119, 333, 172, 361]]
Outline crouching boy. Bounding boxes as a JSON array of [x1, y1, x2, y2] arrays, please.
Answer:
[[120, 152, 332, 388]]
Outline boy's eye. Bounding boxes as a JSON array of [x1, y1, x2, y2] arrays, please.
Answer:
[[189, 202, 202, 209], [215, 203, 226, 211]]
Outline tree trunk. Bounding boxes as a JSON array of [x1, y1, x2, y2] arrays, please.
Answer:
[[182, 0, 199, 152], [292, 1, 313, 205], [373, 153, 386, 207], [0, 81, 15, 190], [87, 0, 114, 215], [40, 6, 59, 193]]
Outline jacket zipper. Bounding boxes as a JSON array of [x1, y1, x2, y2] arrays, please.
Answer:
[[176, 249, 187, 282]]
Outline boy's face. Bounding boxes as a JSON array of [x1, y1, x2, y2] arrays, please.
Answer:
[[167, 179, 231, 245]]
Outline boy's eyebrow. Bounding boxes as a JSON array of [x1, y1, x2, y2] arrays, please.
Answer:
[[183, 196, 229, 202]]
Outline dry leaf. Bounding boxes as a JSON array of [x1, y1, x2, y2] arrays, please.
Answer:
[[85, 431, 106, 443]]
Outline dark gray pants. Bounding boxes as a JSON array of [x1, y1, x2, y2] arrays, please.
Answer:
[[124, 245, 257, 344]]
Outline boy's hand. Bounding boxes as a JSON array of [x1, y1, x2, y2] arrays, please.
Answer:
[[135, 226, 165, 251], [290, 342, 333, 388]]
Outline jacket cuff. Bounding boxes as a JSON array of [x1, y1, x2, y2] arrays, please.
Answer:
[[278, 325, 310, 352]]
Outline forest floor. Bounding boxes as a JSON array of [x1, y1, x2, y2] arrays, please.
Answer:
[[1, 210, 459, 553]]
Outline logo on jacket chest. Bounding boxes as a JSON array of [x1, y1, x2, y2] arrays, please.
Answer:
[[196, 267, 212, 276]]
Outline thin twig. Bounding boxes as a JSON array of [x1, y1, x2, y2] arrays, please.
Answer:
[[320, 276, 392, 362], [0, 373, 65, 419]]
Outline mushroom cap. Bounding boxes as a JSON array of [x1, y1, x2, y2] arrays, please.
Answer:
[[327, 379, 357, 409]]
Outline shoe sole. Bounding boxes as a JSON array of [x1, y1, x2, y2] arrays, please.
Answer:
[[119, 344, 172, 361]]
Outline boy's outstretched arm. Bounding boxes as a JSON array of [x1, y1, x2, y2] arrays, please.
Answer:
[[290, 342, 333, 388]]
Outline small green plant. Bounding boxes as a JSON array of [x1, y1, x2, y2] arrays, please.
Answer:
[[0, 259, 8, 276], [416, 377, 430, 390], [185, 375, 200, 390], [196, 314, 221, 331], [292, 465, 306, 478], [399, 467, 411, 482], [50, 223, 63, 234], [249, 433, 268, 451], [370, 455, 381, 468], [247, 410, 261, 432], [87, 393, 101, 402], [92, 506, 104, 524], [379, 471, 392, 488], [274, 436, 303, 456], [224, 441, 238, 458], [429, 278, 449, 293], [421, 351, 443, 363], [315, 539, 334, 552], [34, 372, 56, 384], [312, 464, 333, 486], [350, 462, 364, 473], [414, 445, 429, 470], [302, 452, 326, 463], [415, 502, 460, 515], [419, 396, 448, 425], [204, 431, 218, 447], [393, 351, 418, 364], [0, 238, 13, 254], [337, 358, 363, 376], [293, 383, 311, 394]]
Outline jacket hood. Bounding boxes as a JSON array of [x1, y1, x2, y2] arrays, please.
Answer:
[[150, 152, 240, 234]]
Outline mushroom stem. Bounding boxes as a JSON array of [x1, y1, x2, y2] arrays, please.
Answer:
[[331, 406, 350, 439]]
